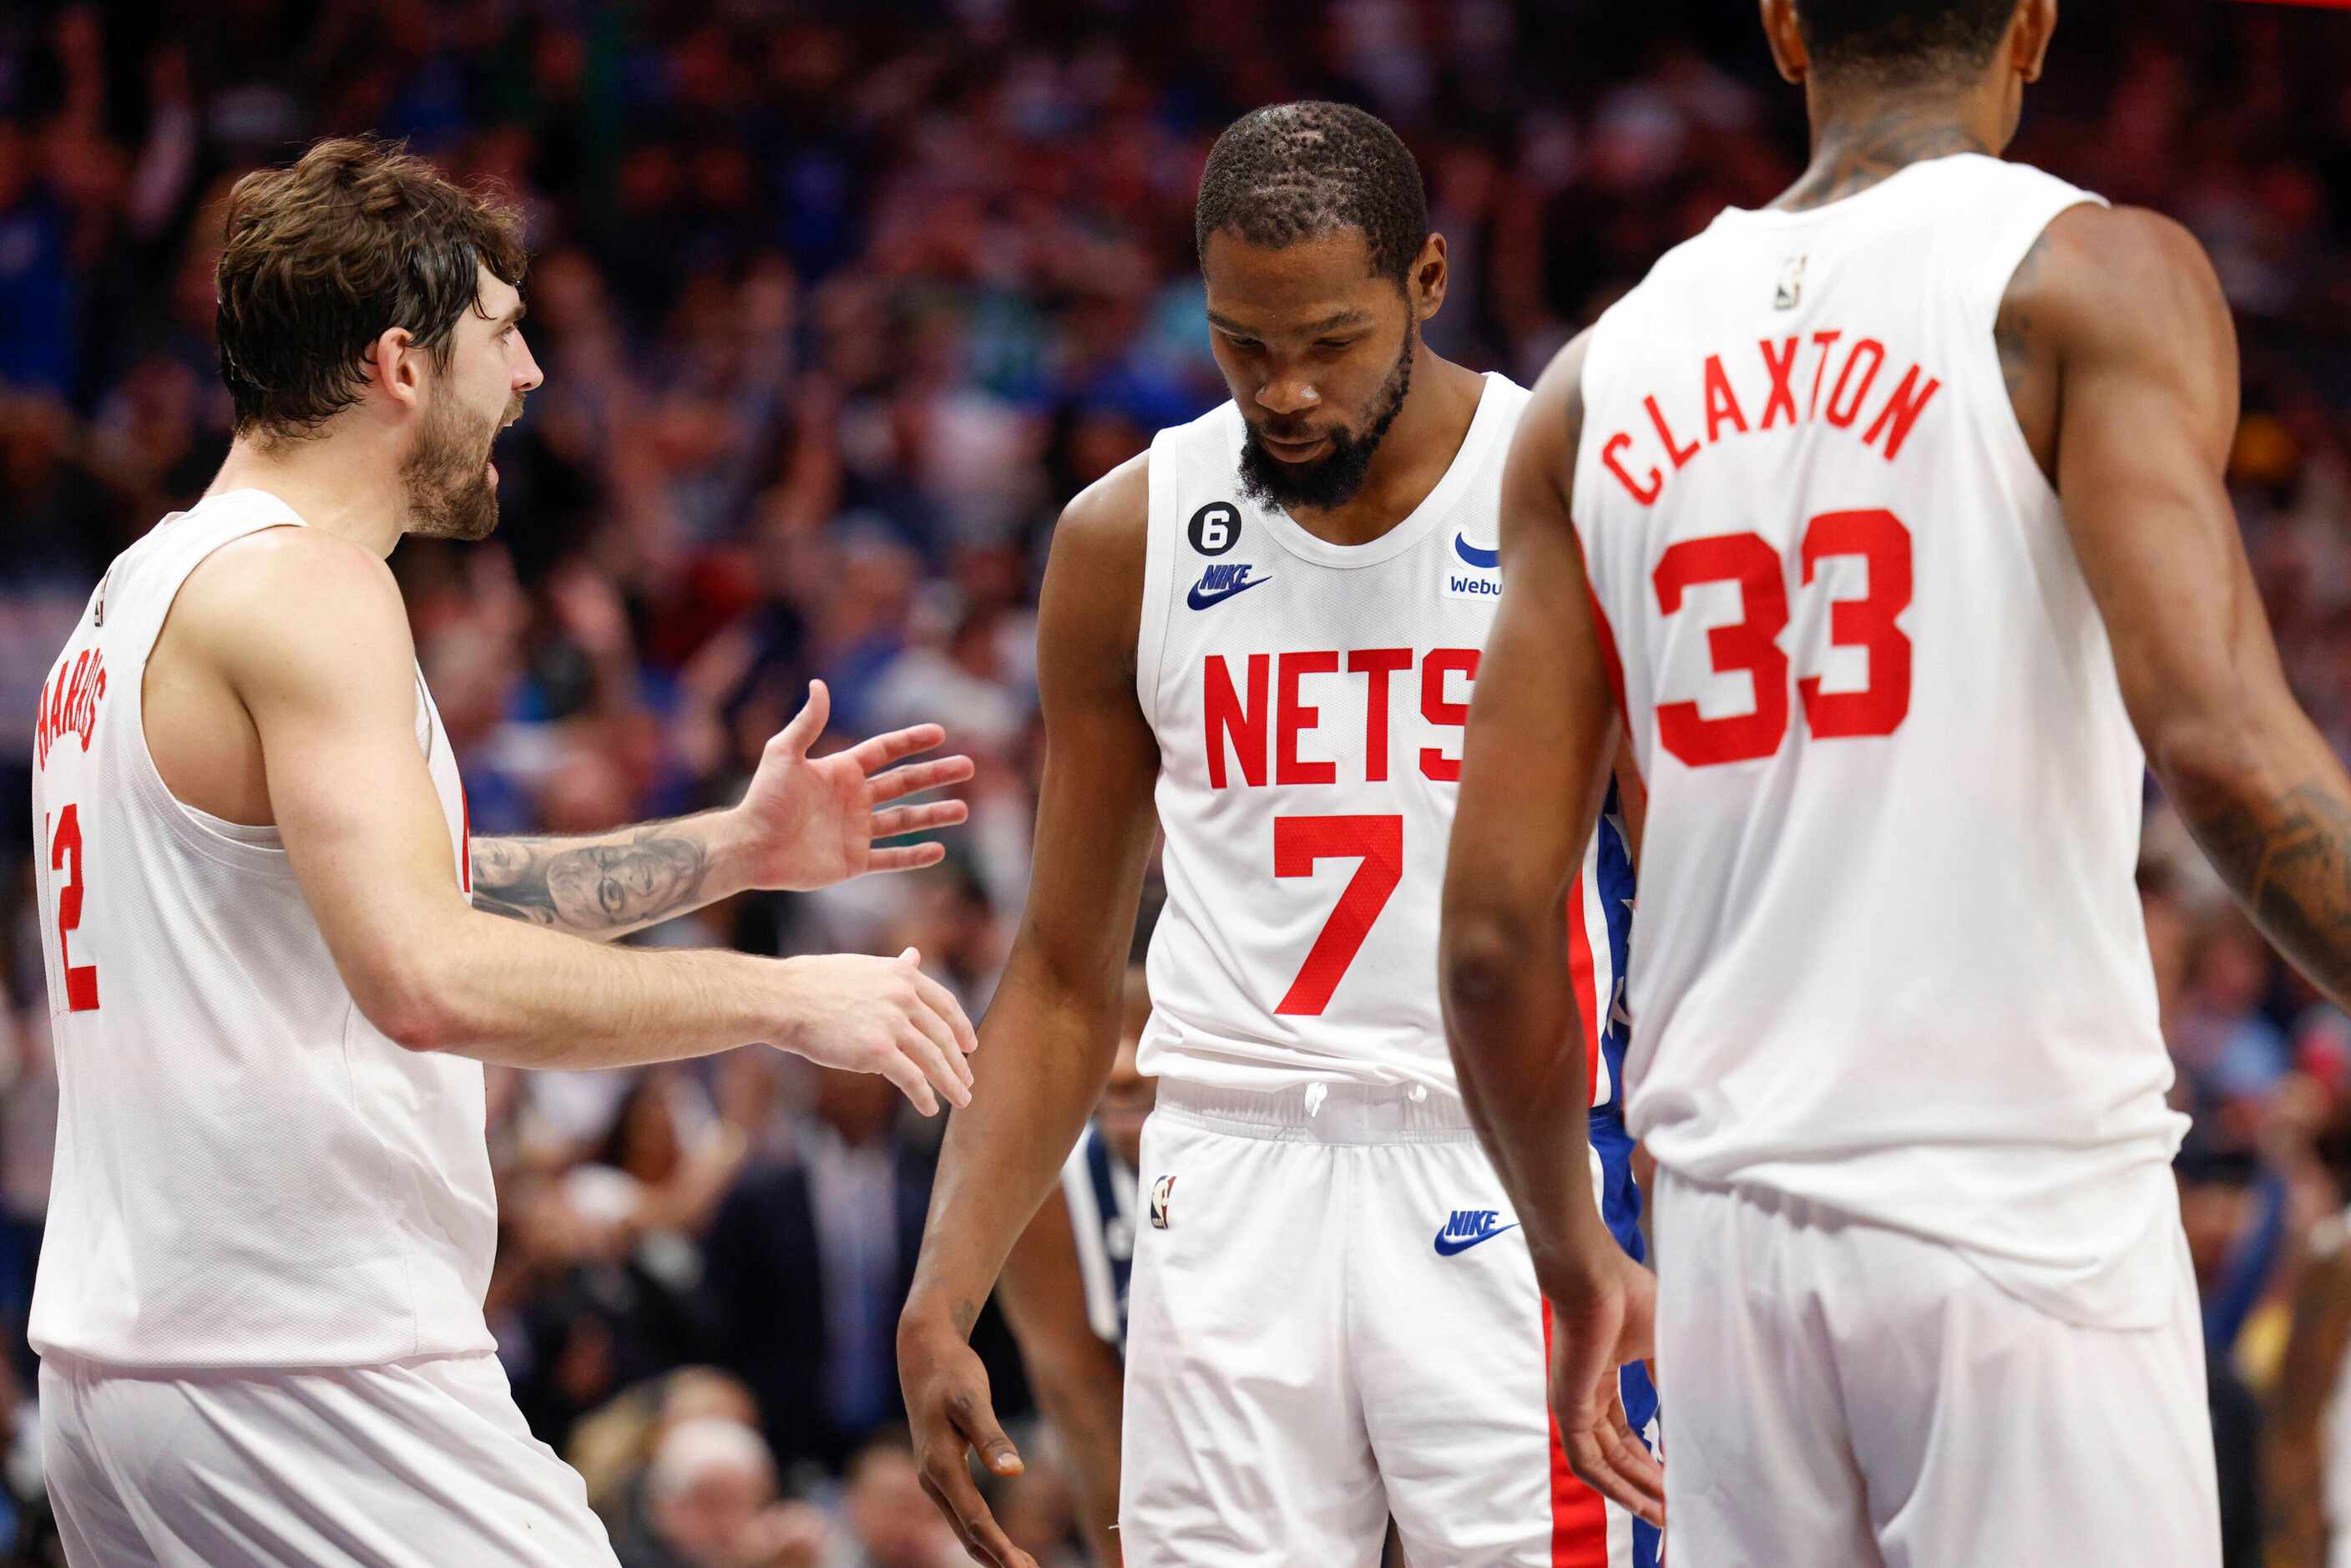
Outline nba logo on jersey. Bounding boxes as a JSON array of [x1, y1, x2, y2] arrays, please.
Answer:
[[1149, 1175, 1176, 1231]]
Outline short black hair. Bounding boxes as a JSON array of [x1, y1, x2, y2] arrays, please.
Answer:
[[1794, 0, 2018, 83], [1194, 101, 1428, 287]]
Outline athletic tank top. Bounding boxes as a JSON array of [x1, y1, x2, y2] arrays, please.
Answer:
[[1134, 373, 1624, 1105], [1575, 154, 2188, 1326], [28, 489, 498, 1366]]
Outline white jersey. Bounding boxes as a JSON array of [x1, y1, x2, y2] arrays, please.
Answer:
[[1574, 154, 2187, 1327], [1136, 373, 1619, 1100], [27, 490, 498, 1367]]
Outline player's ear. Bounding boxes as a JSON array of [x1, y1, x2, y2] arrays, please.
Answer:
[[1412, 232, 1448, 324], [1759, 0, 1807, 85], [2014, 0, 2056, 84], [367, 327, 424, 412]]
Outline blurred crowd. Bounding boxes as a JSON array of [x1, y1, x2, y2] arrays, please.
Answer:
[[8, 0, 2351, 1562]]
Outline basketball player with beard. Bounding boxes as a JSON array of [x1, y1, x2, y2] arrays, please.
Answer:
[[900, 103, 1657, 1568], [27, 137, 981, 1565]]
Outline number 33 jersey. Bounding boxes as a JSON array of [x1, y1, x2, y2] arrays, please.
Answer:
[[1137, 372, 1626, 1111], [1574, 154, 2190, 1328]]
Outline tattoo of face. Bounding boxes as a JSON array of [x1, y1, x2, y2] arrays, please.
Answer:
[[2177, 781, 2351, 1000], [470, 827, 710, 932]]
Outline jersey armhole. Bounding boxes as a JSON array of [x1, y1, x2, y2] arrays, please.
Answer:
[[128, 519, 314, 878], [1970, 191, 2109, 513], [1135, 440, 1176, 731]]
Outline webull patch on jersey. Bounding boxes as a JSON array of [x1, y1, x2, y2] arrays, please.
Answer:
[[1443, 533, 1502, 602]]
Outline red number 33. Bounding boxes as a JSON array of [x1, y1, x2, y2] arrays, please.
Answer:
[[1651, 508, 1913, 767]]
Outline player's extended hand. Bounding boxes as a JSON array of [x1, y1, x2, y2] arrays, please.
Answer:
[[1545, 1237, 1666, 1529], [774, 948, 978, 1116], [899, 1316, 1038, 1568], [731, 679, 975, 892]]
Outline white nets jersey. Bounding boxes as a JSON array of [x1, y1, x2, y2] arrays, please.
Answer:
[[1136, 373, 1621, 1102], [28, 490, 498, 1367], [1574, 154, 2188, 1327]]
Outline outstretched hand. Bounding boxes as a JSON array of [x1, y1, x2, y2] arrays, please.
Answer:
[[733, 680, 975, 892]]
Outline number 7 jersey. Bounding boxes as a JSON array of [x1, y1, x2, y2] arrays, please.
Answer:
[[1136, 372, 1625, 1107], [1573, 154, 2189, 1328]]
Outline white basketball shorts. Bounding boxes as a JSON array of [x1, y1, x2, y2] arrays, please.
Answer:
[[39, 1349, 619, 1566], [1652, 1170, 2221, 1567], [1119, 1080, 1655, 1568]]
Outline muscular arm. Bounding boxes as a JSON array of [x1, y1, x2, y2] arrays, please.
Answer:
[[999, 1186, 1125, 1568], [1438, 338, 1665, 1526], [1438, 335, 1619, 1286], [899, 457, 1160, 1568], [175, 530, 973, 1105], [2028, 205, 2351, 1009]]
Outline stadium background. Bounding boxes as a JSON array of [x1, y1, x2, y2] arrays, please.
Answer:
[[0, 0, 2344, 1562]]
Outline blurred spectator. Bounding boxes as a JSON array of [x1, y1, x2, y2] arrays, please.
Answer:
[[620, 1415, 832, 1568]]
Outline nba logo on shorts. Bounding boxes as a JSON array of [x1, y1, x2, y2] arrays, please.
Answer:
[[1149, 1175, 1176, 1231]]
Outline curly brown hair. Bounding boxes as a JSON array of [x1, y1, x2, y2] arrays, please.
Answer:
[[215, 135, 528, 443]]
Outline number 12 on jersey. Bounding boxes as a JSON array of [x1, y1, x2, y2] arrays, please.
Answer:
[[45, 804, 100, 1013], [1651, 506, 1913, 766]]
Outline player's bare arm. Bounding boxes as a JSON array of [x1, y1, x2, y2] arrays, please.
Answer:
[[999, 1191, 1126, 1568], [898, 454, 1160, 1568], [2030, 203, 2351, 1008], [2266, 1218, 2351, 1565], [1438, 335, 1666, 1530], [165, 526, 977, 1107], [469, 679, 973, 939]]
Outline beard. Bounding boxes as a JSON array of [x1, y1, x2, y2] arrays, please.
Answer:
[[401, 392, 512, 543], [1236, 329, 1415, 515]]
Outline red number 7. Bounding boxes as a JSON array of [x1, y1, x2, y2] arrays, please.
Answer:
[[1272, 814, 1403, 1017]]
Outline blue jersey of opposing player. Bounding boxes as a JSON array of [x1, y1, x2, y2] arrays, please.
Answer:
[[1056, 1120, 1137, 1358]]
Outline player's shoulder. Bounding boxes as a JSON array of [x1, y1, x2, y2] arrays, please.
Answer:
[[177, 523, 414, 688], [1054, 448, 1151, 571], [2018, 202, 2219, 314]]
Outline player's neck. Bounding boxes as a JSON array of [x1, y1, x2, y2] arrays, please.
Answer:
[[1286, 350, 1486, 549], [1777, 80, 2006, 212], [205, 432, 408, 558]]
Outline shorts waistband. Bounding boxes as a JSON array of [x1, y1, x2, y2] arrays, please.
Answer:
[[1152, 1079, 1476, 1145]]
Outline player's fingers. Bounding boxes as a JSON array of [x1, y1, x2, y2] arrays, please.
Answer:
[[917, 1472, 986, 1563], [869, 752, 978, 803], [904, 995, 973, 1088], [876, 1045, 941, 1117], [919, 1450, 1032, 1568], [909, 965, 981, 1055], [948, 1386, 1026, 1481], [868, 843, 949, 873], [872, 800, 970, 840], [1587, 1385, 1666, 1524], [772, 680, 830, 760], [901, 1019, 973, 1107], [847, 722, 950, 772]]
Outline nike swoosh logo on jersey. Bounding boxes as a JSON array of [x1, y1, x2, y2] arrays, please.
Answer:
[[1432, 1213, 1520, 1256], [1187, 564, 1272, 610], [1454, 534, 1500, 569]]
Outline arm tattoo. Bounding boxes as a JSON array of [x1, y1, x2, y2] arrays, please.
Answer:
[[470, 825, 712, 933], [2177, 781, 2351, 1000]]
